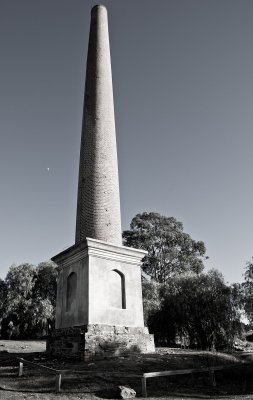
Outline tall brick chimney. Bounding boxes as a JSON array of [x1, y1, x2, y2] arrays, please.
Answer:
[[49, 5, 155, 358], [75, 5, 122, 245]]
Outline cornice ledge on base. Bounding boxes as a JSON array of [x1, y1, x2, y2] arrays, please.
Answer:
[[52, 237, 147, 269]]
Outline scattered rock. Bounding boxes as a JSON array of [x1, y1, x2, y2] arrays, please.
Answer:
[[118, 385, 136, 399]]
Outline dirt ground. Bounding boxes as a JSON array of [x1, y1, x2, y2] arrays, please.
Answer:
[[0, 340, 253, 400]]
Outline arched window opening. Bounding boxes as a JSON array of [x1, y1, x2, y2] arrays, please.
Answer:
[[66, 272, 77, 311], [108, 269, 126, 309]]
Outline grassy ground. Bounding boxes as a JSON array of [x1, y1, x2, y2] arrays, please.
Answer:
[[0, 340, 253, 399]]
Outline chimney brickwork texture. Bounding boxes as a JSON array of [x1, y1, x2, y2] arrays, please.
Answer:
[[75, 5, 122, 245]]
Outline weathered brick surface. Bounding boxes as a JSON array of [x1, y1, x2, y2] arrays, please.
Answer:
[[47, 324, 155, 360], [75, 5, 122, 245]]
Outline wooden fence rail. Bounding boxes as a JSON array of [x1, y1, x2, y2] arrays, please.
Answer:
[[17, 356, 253, 397], [17, 357, 62, 393], [141, 361, 253, 397]]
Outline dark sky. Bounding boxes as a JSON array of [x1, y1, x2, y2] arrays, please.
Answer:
[[1, 0, 253, 282]]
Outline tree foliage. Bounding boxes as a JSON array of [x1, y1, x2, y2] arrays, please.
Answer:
[[5, 263, 36, 311], [33, 261, 58, 304], [0, 279, 7, 316], [123, 212, 207, 282], [142, 280, 160, 326], [143, 270, 242, 350], [0, 261, 57, 339], [242, 258, 253, 325]]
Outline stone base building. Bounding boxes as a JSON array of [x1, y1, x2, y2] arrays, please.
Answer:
[[47, 239, 154, 359]]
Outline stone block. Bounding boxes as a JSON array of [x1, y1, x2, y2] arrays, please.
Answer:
[[118, 386, 136, 399], [47, 324, 155, 360]]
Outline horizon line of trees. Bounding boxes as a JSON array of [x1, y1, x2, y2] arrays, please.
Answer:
[[0, 212, 252, 349]]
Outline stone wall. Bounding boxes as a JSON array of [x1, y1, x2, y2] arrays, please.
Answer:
[[47, 324, 155, 360]]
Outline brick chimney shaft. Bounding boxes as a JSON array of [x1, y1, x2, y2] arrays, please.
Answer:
[[75, 5, 122, 245]]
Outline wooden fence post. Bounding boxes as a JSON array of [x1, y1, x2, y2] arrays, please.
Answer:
[[209, 370, 216, 387], [141, 377, 147, 397], [55, 373, 62, 392], [18, 362, 23, 377]]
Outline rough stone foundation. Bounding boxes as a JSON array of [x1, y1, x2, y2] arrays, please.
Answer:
[[47, 324, 155, 360]]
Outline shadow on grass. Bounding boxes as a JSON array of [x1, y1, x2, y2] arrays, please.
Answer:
[[1, 347, 253, 398]]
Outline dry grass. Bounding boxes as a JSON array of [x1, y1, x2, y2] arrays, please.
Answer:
[[0, 340, 253, 399]]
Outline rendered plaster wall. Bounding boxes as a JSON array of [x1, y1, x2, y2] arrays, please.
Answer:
[[88, 255, 144, 327], [54, 238, 147, 329], [55, 257, 89, 329], [56, 251, 144, 329]]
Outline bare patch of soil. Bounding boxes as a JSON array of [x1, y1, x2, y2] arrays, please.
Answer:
[[0, 339, 46, 353]]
